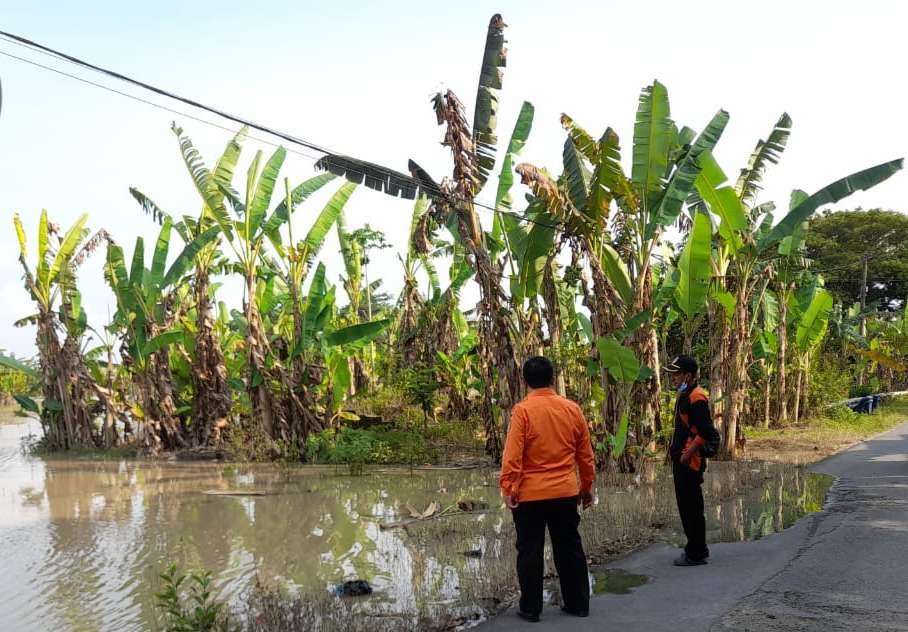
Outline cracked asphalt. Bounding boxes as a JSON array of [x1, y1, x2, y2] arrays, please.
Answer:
[[483, 420, 908, 632]]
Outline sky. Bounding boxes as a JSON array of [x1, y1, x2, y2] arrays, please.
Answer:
[[0, 0, 906, 357]]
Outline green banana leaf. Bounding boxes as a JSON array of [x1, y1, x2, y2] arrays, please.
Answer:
[[248, 147, 287, 237], [596, 336, 642, 384], [650, 109, 729, 233], [0, 353, 39, 378], [141, 330, 184, 358], [675, 211, 712, 318], [493, 101, 535, 218], [632, 80, 674, 207], [735, 113, 792, 205], [472, 14, 507, 191], [760, 158, 903, 252], [162, 225, 221, 288], [562, 135, 591, 211], [697, 151, 747, 243], [325, 318, 390, 349], [150, 218, 173, 288], [48, 214, 88, 287], [301, 182, 357, 268], [264, 173, 337, 243], [600, 244, 634, 306], [795, 289, 833, 350]]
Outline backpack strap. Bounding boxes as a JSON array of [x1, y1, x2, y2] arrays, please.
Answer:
[[688, 386, 709, 405]]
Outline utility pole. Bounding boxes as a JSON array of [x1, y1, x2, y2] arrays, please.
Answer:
[[858, 254, 870, 385]]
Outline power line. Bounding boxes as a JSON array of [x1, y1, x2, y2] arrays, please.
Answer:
[[0, 30, 563, 231]]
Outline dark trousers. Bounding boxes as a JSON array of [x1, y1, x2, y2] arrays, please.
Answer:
[[512, 496, 589, 615], [673, 463, 709, 560]]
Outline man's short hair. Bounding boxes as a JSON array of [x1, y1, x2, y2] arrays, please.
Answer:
[[523, 356, 554, 388]]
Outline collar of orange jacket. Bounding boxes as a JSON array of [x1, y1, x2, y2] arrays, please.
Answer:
[[527, 387, 557, 398]]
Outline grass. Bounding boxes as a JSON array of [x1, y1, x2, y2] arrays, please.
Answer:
[[746, 396, 908, 464]]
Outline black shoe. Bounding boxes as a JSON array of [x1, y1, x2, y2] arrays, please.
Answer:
[[673, 552, 707, 566], [517, 610, 540, 623], [561, 606, 590, 617]]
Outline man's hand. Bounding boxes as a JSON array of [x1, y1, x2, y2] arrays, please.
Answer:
[[680, 443, 698, 465], [505, 494, 519, 509], [579, 490, 594, 510]]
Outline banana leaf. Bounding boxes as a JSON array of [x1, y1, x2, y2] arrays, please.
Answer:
[[760, 159, 903, 252], [675, 211, 712, 318]]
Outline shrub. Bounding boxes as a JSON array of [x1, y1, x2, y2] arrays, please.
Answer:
[[155, 564, 226, 632], [848, 383, 874, 398], [305, 427, 433, 473], [806, 359, 852, 414]]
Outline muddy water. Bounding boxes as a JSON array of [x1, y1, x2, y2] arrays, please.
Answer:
[[0, 412, 833, 631], [0, 415, 502, 631]]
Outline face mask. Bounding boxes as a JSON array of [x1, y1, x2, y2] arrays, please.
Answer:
[[677, 382, 689, 394]]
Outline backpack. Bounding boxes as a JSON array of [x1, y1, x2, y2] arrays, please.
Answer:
[[688, 387, 721, 458]]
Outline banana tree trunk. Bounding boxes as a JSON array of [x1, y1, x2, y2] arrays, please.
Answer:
[[584, 247, 624, 439], [763, 362, 772, 429], [630, 271, 660, 452], [708, 300, 729, 440], [244, 276, 283, 445], [458, 203, 521, 462], [776, 290, 789, 425], [802, 352, 811, 418], [542, 260, 566, 397], [191, 268, 231, 447], [793, 364, 803, 424], [720, 289, 750, 460]]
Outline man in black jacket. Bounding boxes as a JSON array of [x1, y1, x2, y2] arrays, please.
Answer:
[[666, 355, 720, 567]]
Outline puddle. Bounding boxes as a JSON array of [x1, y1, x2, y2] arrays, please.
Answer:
[[590, 569, 648, 594], [658, 467, 834, 547]]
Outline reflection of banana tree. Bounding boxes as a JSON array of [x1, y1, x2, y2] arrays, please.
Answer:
[[105, 217, 219, 450]]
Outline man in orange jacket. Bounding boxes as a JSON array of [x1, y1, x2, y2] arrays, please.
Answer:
[[500, 356, 596, 623]]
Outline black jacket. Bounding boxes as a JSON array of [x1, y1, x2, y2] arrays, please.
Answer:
[[669, 384, 720, 472]]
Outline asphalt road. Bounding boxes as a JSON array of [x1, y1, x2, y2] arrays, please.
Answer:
[[483, 420, 908, 632]]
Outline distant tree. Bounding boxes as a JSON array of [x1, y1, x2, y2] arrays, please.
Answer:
[[806, 209, 908, 310]]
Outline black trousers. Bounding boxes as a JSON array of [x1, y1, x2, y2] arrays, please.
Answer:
[[512, 496, 589, 615], [673, 463, 709, 560]]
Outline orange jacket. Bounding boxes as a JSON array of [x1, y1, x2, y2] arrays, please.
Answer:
[[499, 388, 596, 502]]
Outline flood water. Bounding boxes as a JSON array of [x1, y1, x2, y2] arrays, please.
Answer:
[[0, 412, 833, 631]]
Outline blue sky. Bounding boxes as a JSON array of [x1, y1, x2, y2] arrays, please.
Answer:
[[1, 0, 906, 356]]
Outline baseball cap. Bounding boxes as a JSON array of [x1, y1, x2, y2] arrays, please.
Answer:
[[665, 354, 698, 375]]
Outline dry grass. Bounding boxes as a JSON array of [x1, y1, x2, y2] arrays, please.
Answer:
[[746, 397, 908, 464]]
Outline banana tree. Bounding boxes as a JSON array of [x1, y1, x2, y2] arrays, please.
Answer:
[[298, 262, 391, 422], [862, 301, 908, 389], [316, 15, 523, 460], [257, 177, 364, 439], [205, 134, 353, 448], [12, 211, 116, 449], [516, 82, 730, 448], [105, 217, 219, 450], [131, 125, 252, 447], [696, 142, 902, 457]]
